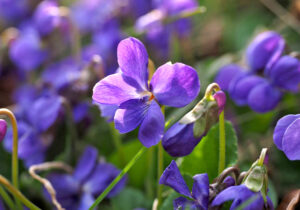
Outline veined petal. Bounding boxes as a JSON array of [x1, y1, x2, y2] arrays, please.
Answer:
[[73, 146, 98, 183], [192, 173, 209, 210], [162, 123, 202, 157], [273, 114, 300, 150], [151, 62, 200, 107], [159, 160, 191, 198], [117, 37, 149, 89], [247, 81, 282, 113], [138, 100, 164, 147], [114, 99, 148, 134], [215, 64, 245, 91], [282, 118, 300, 160], [92, 73, 142, 105]]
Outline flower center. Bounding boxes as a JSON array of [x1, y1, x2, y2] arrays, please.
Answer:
[[148, 93, 155, 101]]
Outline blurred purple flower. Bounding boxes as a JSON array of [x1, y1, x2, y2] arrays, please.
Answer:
[[246, 31, 285, 72], [267, 55, 300, 92], [4, 89, 62, 167], [71, 0, 123, 33], [215, 31, 300, 113], [215, 64, 245, 91], [33, 0, 68, 36], [9, 27, 48, 72], [45, 146, 126, 210], [42, 58, 81, 91], [273, 114, 300, 160], [93, 37, 200, 147], [0, 119, 7, 142], [4, 121, 48, 167], [212, 185, 274, 210], [135, 0, 198, 59], [0, 0, 30, 24]]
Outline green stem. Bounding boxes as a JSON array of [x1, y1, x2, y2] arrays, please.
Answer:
[[89, 147, 147, 209], [0, 175, 40, 210], [109, 123, 125, 167], [157, 106, 165, 208], [157, 142, 164, 208], [0, 185, 15, 210], [0, 109, 22, 209], [218, 111, 226, 174], [145, 147, 154, 199]]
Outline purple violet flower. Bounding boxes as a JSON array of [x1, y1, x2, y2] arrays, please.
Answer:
[[159, 160, 209, 210], [211, 185, 274, 210], [45, 146, 126, 210], [33, 0, 68, 36], [92, 37, 200, 147], [0, 0, 30, 24], [135, 0, 198, 59], [3, 88, 63, 167], [9, 27, 48, 72], [215, 31, 300, 113], [42, 58, 82, 91], [162, 90, 225, 157], [246, 31, 285, 72], [0, 119, 7, 142], [273, 114, 300, 160]]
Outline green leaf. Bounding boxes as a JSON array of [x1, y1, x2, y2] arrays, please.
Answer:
[[109, 140, 148, 188], [180, 121, 238, 181], [111, 187, 152, 210]]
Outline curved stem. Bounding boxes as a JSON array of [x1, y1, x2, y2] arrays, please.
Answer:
[[204, 83, 221, 100], [0, 175, 40, 210], [0, 109, 21, 209], [29, 162, 72, 210], [89, 147, 147, 210], [0, 185, 15, 210], [218, 111, 226, 175]]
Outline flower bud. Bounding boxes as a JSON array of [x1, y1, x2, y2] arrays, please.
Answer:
[[0, 119, 7, 142]]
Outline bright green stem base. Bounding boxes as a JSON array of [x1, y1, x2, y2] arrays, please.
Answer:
[[218, 111, 226, 174], [89, 147, 147, 210]]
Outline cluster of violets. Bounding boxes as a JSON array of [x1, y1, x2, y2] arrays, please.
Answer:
[[0, 0, 300, 210], [159, 160, 273, 210], [0, 0, 207, 209], [215, 31, 300, 113]]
